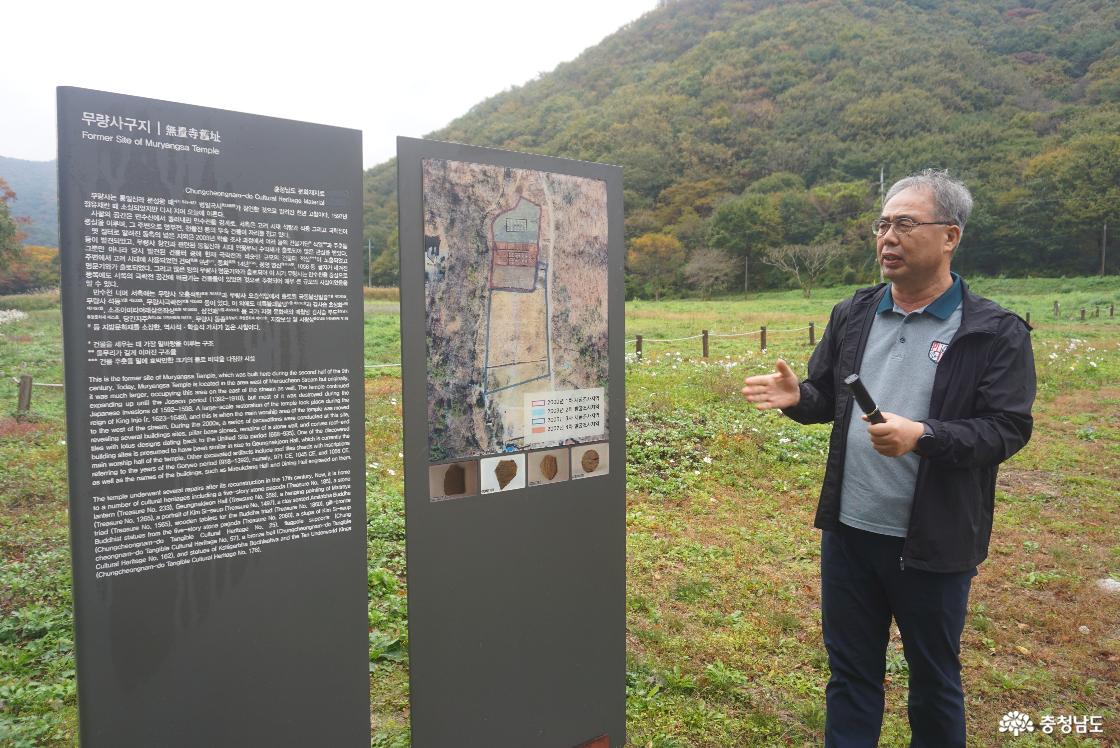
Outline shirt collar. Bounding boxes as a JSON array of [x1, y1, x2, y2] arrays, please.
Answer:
[[877, 272, 962, 319]]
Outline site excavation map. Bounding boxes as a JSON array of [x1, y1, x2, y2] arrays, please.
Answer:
[[423, 158, 609, 461]]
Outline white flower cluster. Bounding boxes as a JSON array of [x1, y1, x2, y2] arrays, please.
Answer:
[[1044, 338, 1110, 371], [0, 309, 28, 325]]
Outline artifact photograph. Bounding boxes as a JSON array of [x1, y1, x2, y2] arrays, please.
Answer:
[[479, 453, 526, 493], [526, 448, 570, 486], [571, 442, 609, 480], [423, 158, 609, 461], [427, 460, 480, 501]]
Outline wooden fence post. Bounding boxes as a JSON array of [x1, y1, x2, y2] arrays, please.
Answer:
[[1081, 308, 1086, 321], [702, 330, 709, 358], [1026, 311, 1031, 325], [635, 335, 643, 360], [1054, 301, 1060, 318], [17, 375, 32, 421], [760, 326, 767, 351], [809, 322, 816, 346]]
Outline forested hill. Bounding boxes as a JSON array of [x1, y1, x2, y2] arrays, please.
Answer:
[[363, 0, 1120, 292]]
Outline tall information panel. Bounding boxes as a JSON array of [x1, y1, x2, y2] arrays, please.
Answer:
[[397, 138, 625, 748], [57, 87, 368, 747]]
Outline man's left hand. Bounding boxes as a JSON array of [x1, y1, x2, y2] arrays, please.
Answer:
[[863, 412, 925, 457]]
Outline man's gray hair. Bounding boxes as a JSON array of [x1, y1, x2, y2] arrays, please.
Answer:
[[884, 169, 974, 231]]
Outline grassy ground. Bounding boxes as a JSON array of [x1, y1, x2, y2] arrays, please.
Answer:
[[1, 277, 1117, 747]]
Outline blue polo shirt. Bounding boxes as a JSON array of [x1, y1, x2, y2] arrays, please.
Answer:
[[838, 274, 963, 537]]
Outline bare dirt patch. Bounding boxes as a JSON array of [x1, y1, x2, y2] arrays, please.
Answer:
[[0, 418, 48, 439], [997, 468, 1062, 498], [1052, 386, 1120, 413]]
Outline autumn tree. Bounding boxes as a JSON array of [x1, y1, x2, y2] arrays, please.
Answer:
[[0, 178, 26, 273], [762, 241, 841, 298], [683, 248, 737, 298], [627, 233, 685, 301], [0, 245, 59, 294]]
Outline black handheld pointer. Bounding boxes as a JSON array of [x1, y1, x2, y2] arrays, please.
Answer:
[[843, 373, 886, 424]]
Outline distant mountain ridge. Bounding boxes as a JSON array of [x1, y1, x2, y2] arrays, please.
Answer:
[[363, 0, 1120, 286], [0, 156, 58, 248]]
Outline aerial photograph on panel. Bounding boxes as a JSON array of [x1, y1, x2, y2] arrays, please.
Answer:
[[423, 158, 609, 461]]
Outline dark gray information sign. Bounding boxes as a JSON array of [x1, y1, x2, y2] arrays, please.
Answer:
[[397, 137, 625, 747], [57, 87, 368, 747]]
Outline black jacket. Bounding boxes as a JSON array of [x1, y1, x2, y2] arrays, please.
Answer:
[[782, 279, 1036, 572]]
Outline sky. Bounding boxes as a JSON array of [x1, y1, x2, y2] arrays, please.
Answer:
[[3, 0, 654, 169]]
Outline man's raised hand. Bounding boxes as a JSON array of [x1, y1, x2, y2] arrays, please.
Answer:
[[741, 359, 801, 410]]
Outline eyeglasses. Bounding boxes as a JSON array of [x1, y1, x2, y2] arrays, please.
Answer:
[[873, 217, 956, 237]]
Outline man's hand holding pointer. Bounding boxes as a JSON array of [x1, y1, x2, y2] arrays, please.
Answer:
[[741, 359, 801, 411], [863, 413, 925, 457], [742, 361, 924, 457]]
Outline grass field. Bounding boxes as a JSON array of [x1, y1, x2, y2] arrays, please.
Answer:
[[1, 277, 1118, 747]]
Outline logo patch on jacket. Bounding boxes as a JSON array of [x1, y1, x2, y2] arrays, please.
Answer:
[[928, 340, 949, 363]]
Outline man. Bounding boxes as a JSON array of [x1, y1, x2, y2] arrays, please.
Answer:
[[741, 169, 1035, 747]]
